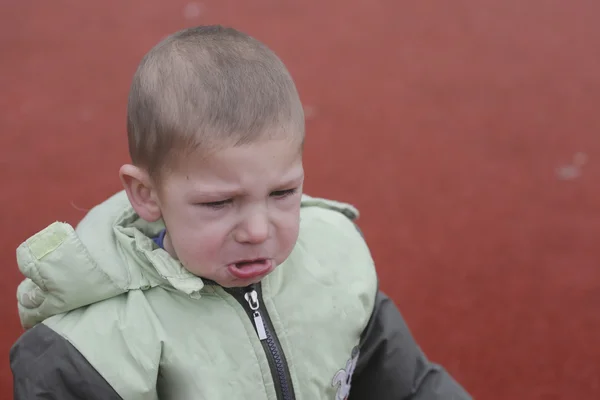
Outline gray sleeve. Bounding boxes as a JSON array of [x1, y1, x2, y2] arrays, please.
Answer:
[[10, 323, 123, 400], [349, 290, 472, 399]]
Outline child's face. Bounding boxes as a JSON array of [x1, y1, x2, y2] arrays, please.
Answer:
[[156, 138, 304, 288]]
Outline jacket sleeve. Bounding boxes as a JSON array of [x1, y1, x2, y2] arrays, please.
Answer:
[[10, 323, 123, 400], [348, 290, 472, 399]]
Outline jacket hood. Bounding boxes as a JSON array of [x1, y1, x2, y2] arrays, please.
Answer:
[[15, 191, 359, 329]]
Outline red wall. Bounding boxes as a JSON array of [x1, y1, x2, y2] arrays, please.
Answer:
[[2, 0, 599, 398]]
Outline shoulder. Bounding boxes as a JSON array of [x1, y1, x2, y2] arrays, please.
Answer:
[[269, 195, 379, 347], [11, 291, 162, 399], [43, 289, 161, 351], [299, 194, 364, 241], [34, 290, 162, 398], [298, 194, 371, 257], [292, 194, 378, 289], [300, 194, 360, 223]]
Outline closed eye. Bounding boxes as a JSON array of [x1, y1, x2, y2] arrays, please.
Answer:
[[200, 199, 232, 209], [270, 188, 298, 198], [198, 188, 297, 209]]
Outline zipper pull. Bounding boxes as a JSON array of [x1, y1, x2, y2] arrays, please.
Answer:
[[244, 289, 267, 341]]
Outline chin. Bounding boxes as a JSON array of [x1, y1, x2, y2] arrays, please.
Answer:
[[222, 280, 255, 288], [220, 268, 276, 288], [227, 275, 265, 288]]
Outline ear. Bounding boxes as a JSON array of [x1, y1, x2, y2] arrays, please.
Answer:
[[119, 164, 162, 222]]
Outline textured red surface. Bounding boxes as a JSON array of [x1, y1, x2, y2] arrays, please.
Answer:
[[2, 0, 600, 398]]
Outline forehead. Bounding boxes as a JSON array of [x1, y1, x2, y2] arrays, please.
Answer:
[[165, 138, 304, 191]]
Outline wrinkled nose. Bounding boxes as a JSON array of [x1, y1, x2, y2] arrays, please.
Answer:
[[234, 211, 269, 244]]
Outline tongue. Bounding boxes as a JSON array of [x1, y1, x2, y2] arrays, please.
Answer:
[[227, 260, 272, 280]]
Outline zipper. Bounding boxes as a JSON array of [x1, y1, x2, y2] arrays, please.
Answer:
[[227, 284, 295, 400]]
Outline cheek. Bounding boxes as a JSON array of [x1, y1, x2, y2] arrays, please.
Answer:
[[171, 229, 227, 270], [164, 209, 232, 265]]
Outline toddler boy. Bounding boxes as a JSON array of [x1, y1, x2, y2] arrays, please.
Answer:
[[10, 25, 471, 400]]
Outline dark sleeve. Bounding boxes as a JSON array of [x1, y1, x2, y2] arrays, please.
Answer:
[[348, 290, 472, 399], [10, 323, 123, 400]]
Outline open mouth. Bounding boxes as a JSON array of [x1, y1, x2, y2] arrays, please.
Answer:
[[235, 259, 267, 267], [227, 258, 273, 280]]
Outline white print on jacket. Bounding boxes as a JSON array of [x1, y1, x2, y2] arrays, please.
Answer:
[[332, 346, 360, 400]]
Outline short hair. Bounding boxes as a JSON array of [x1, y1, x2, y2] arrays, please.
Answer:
[[126, 25, 305, 179]]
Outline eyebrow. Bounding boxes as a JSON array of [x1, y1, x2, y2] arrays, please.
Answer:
[[187, 172, 304, 200], [276, 171, 305, 188], [188, 190, 243, 200]]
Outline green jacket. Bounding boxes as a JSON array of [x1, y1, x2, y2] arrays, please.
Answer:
[[10, 191, 471, 400]]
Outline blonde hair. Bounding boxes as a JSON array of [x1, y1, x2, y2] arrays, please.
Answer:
[[126, 25, 304, 179]]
